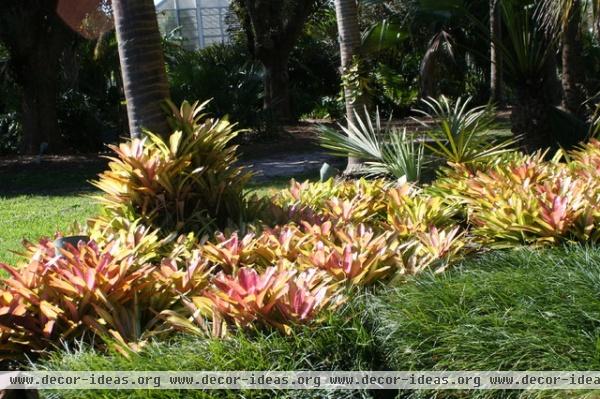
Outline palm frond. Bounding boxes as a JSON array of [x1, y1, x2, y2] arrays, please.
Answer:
[[413, 96, 519, 164], [319, 110, 426, 181]]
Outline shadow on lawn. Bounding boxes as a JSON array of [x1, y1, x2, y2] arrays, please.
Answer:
[[0, 154, 320, 199], [0, 155, 108, 197]]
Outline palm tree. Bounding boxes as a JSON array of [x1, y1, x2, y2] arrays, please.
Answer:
[[537, 0, 590, 119], [112, 0, 170, 138], [333, 0, 364, 174], [490, 0, 503, 104]]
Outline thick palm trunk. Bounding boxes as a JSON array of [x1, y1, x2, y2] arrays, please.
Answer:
[[334, 0, 363, 174], [490, 0, 503, 105], [20, 54, 61, 154], [112, 0, 170, 139], [561, 0, 587, 119], [511, 90, 553, 152], [512, 55, 562, 153], [18, 23, 64, 154]]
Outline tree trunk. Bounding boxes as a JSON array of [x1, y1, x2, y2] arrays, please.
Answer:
[[511, 89, 553, 152], [20, 60, 60, 154], [0, 0, 68, 154], [262, 54, 291, 121], [544, 51, 563, 106], [561, 0, 587, 119], [18, 28, 64, 155], [334, 0, 363, 174], [112, 0, 171, 139], [420, 45, 438, 99], [490, 0, 503, 105]]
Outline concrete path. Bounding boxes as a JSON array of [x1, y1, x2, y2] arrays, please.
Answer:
[[240, 151, 345, 182]]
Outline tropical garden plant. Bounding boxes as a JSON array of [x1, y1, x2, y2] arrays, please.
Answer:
[[92, 100, 251, 237], [413, 96, 517, 164], [319, 109, 425, 181]]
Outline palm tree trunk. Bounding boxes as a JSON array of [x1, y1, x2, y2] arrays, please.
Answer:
[[490, 0, 503, 105], [334, 0, 363, 174], [561, 0, 587, 119], [511, 89, 553, 152], [112, 0, 170, 139]]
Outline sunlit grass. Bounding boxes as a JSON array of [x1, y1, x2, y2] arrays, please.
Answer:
[[0, 194, 98, 266]]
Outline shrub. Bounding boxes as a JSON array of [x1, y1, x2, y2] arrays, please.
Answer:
[[369, 245, 600, 398], [92, 100, 252, 237]]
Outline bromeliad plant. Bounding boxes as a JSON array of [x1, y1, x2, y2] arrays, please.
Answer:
[[0, 226, 213, 359], [272, 178, 388, 228], [197, 266, 340, 333], [386, 183, 460, 238], [434, 148, 600, 246], [92, 100, 251, 237]]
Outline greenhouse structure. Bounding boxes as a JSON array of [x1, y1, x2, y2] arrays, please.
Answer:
[[155, 0, 232, 49]]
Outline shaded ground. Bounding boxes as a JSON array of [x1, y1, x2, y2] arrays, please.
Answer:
[[0, 122, 340, 196]]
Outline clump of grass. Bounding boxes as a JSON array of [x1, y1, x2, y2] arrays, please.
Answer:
[[36, 298, 381, 399], [371, 245, 600, 399]]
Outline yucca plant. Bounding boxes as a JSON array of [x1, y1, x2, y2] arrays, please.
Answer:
[[93, 100, 252, 237], [413, 96, 518, 164], [319, 109, 426, 181]]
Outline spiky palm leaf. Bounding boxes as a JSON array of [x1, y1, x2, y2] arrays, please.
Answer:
[[319, 109, 425, 182], [413, 96, 518, 164]]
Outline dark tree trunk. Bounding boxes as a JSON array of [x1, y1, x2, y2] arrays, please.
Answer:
[[490, 0, 503, 105], [511, 90, 553, 152], [544, 52, 563, 106], [512, 52, 564, 153], [420, 45, 438, 99], [112, 0, 171, 139], [235, 0, 315, 123], [561, 0, 587, 119], [262, 55, 291, 120], [20, 58, 60, 154], [18, 32, 64, 154], [0, 0, 69, 154]]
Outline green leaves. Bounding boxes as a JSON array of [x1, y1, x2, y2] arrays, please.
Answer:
[[414, 96, 518, 164], [93, 100, 252, 237], [319, 109, 426, 182]]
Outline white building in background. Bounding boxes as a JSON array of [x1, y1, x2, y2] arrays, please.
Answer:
[[155, 0, 233, 49]]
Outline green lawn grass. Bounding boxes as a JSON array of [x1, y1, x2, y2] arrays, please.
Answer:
[[0, 162, 315, 266], [0, 195, 98, 266]]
